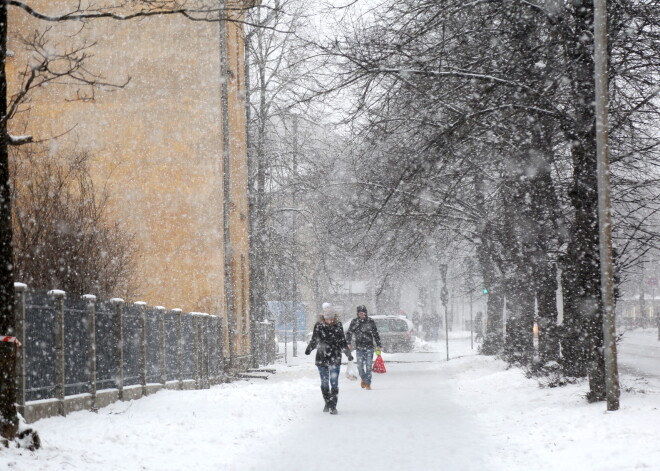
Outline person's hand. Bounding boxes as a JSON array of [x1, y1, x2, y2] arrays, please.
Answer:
[[375, 347, 381, 356], [305, 347, 312, 355], [348, 354, 354, 362]]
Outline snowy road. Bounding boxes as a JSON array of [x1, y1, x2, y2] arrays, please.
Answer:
[[618, 328, 660, 380], [3, 333, 659, 471]]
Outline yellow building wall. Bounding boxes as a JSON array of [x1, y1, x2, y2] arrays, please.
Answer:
[[7, 2, 253, 357]]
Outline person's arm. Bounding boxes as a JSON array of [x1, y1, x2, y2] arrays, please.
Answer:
[[345, 319, 355, 348], [305, 324, 319, 355], [371, 320, 382, 348], [338, 323, 353, 361]]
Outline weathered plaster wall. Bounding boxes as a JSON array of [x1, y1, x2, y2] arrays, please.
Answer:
[[7, 2, 251, 356]]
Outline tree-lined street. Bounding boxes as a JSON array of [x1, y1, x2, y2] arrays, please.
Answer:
[[2, 332, 659, 470], [1, 1, 660, 467]]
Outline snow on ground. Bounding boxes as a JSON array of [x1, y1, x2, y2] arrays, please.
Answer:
[[1, 330, 659, 471]]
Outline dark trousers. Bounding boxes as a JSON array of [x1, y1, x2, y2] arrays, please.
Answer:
[[356, 347, 374, 385], [318, 364, 340, 409]]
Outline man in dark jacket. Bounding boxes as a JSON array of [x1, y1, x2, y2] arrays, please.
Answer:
[[346, 305, 382, 390], [305, 304, 353, 414]]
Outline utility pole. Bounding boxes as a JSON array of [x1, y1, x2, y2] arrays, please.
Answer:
[[594, 0, 620, 411]]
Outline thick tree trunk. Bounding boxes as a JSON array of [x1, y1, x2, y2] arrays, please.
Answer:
[[500, 183, 535, 364], [0, 3, 19, 440], [530, 132, 562, 367], [477, 223, 505, 355], [473, 171, 504, 355], [495, 6, 561, 367], [482, 288, 505, 355], [560, 1, 607, 400]]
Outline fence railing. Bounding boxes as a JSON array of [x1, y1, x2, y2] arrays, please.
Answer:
[[14, 283, 226, 423]]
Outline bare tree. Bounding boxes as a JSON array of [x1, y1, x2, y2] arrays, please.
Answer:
[[245, 0, 349, 332], [10, 146, 138, 299], [304, 0, 660, 402]]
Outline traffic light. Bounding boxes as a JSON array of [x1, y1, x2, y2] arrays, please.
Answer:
[[482, 288, 489, 295]]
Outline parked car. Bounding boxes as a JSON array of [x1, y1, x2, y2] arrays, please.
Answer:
[[344, 314, 414, 353]]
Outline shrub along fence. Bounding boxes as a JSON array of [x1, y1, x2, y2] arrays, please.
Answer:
[[13, 283, 226, 423]]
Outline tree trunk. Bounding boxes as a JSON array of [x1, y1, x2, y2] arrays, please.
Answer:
[[473, 167, 505, 356], [477, 220, 505, 355], [0, 2, 19, 440], [500, 183, 535, 365], [482, 288, 505, 355], [560, 0, 607, 399], [219, 10, 236, 368]]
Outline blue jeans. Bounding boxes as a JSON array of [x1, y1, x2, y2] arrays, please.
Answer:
[[317, 364, 341, 390], [356, 348, 374, 385]]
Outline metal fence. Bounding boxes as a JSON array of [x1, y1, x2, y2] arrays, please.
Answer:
[[14, 284, 226, 423]]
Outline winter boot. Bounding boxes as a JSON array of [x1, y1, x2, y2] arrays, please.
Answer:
[[360, 380, 366, 389], [321, 387, 331, 413], [329, 388, 338, 415], [365, 383, 371, 390]]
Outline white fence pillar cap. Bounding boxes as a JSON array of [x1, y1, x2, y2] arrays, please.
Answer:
[[14, 282, 27, 291]]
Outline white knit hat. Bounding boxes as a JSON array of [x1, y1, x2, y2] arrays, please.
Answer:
[[322, 302, 332, 310]]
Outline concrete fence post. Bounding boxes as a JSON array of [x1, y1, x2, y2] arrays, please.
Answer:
[[14, 282, 27, 417], [173, 308, 183, 389], [82, 294, 97, 410], [111, 298, 125, 400], [134, 302, 148, 396], [48, 289, 66, 416], [202, 314, 210, 389], [155, 306, 166, 386], [208, 315, 215, 385], [219, 316, 225, 383], [192, 313, 201, 389], [218, 316, 225, 381]]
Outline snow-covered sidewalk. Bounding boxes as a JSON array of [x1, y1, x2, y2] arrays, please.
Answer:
[[2, 331, 659, 471]]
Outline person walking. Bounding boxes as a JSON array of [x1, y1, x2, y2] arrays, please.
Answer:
[[474, 311, 484, 343], [346, 305, 382, 390], [305, 303, 353, 415]]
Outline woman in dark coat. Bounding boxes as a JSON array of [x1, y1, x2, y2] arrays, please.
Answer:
[[305, 304, 353, 415]]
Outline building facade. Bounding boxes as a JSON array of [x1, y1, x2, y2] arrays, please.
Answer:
[[7, 1, 259, 363]]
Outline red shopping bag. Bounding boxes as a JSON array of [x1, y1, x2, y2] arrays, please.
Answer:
[[372, 354, 387, 374]]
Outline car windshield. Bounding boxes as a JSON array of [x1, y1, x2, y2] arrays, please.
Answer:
[[374, 318, 409, 333]]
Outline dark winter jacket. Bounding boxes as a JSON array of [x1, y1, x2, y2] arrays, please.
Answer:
[[305, 321, 352, 366], [346, 316, 382, 350]]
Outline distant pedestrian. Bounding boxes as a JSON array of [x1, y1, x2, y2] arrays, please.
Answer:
[[421, 312, 433, 341], [305, 303, 353, 415], [411, 310, 421, 334], [474, 312, 484, 343], [429, 310, 441, 341], [346, 305, 382, 390]]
